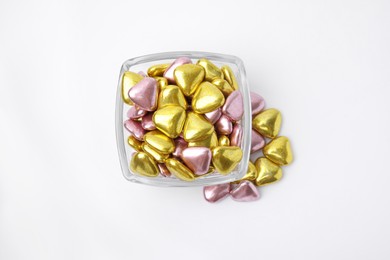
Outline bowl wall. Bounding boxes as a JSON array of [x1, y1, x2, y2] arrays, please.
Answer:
[[116, 51, 252, 187]]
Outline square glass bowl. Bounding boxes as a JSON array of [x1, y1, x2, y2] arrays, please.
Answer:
[[115, 51, 252, 187]]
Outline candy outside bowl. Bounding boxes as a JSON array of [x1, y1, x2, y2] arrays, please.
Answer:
[[116, 51, 252, 187]]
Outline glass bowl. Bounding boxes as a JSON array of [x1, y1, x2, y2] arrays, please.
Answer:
[[115, 51, 252, 187]]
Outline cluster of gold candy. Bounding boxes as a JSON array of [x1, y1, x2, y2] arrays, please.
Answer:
[[211, 108, 294, 202], [122, 57, 245, 181], [236, 111, 293, 186]]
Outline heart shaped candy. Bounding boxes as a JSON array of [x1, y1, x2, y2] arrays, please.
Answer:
[[144, 130, 175, 154], [231, 181, 260, 202], [124, 119, 146, 141], [222, 90, 243, 121], [211, 146, 243, 175], [158, 85, 187, 109], [183, 112, 214, 142], [250, 92, 265, 116], [153, 106, 186, 138], [181, 147, 212, 175], [252, 108, 281, 138], [130, 152, 159, 177], [254, 157, 283, 186], [203, 183, 231, 203], [192, 82, 225, 114], [174, 64, 205, 96], [129, 77, 159, 111], [263, 136, 293, 165]]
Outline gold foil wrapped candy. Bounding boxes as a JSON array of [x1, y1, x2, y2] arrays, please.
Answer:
[[158, 85, 187, 109], [192, 82, 225, 114], [174, 64, 205, 96], [127, 135, 143, 152], [147, 63, 170, 77], [144, 130, 175, 154], [263, 136, 293, 166], [130, 152, 159, 177], [165, 158, 196, 181], [252, 108, 282, 138], [141, 143, 169, 163], [183, 112, 214, 142], [221, 65, 238, 90], [211, 146, 243, 175], [153, 106, 186, 138], [254, 157, 283, 186], [197, 58, 224, 82]]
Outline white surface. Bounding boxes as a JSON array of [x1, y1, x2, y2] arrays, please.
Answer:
[[1, 0, 389, 259]]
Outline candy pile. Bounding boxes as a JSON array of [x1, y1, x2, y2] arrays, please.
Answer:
[[121, 56, 293, 203], [122, 57, 245, 181], [204, 100, 293, 202]]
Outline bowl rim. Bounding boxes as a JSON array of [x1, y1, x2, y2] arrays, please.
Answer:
[[115, 51, 252, 187]]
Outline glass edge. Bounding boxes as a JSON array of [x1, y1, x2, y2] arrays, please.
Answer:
[[115, 52, 252, 187]]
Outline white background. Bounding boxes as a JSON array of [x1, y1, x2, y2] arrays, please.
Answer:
[[1, 0, 389, 259]]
